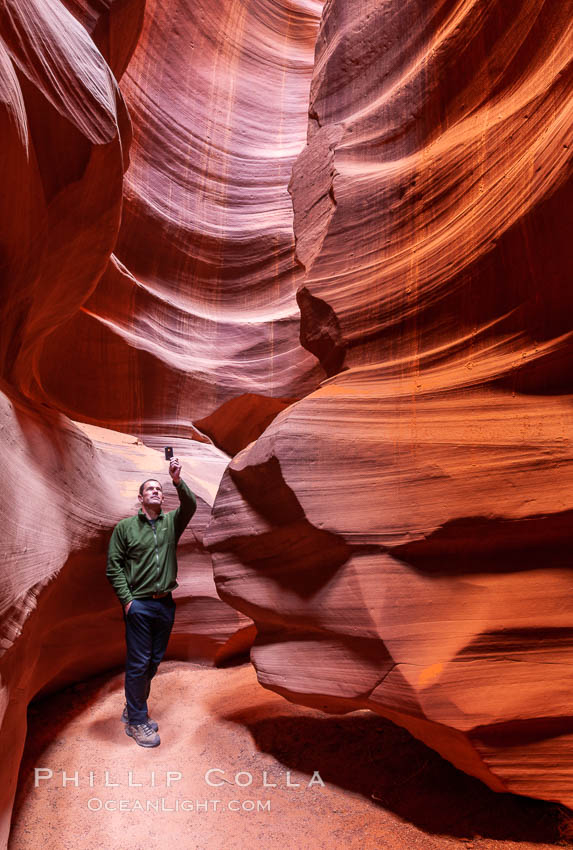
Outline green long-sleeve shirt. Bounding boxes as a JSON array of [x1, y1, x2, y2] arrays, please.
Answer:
[[106, 479, 197, 606]]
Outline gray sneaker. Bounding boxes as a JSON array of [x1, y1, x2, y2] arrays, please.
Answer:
[[126, 721, 160, 748], [122, 704, 158, 732]]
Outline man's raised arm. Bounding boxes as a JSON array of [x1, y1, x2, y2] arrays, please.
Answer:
[[169, 457, 197, 538]]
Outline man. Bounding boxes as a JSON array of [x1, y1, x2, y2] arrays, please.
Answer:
[[107, 457, 196, 747]]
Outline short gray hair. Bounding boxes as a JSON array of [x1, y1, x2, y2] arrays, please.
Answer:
[[139, 479, 163, 497]]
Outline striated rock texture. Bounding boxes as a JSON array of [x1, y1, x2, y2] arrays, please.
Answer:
[[33, 0, 324, 433], [1, 0, 572, 842], [0, 0, 324, 843], [206, 0, 573, 811], [0, 390, 251, 843]]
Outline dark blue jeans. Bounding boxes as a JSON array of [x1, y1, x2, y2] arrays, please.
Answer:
[[124, 595, 176, 724]]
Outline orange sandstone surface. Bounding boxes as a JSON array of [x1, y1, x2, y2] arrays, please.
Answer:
[[206, 0, 573, 811], [9, 662, 570, 850], [0, 0, 572, 846]]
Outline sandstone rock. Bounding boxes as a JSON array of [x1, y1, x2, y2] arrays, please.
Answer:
[[206, 376, 573, 803], [195, 393, 295, 455], [206, 0, 573, 810], [1, 0, 572, 842], [0, 391, 250, 844], [33, 0, 324, 430]]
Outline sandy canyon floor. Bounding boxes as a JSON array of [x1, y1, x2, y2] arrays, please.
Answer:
[[10, 661, 573, 850]]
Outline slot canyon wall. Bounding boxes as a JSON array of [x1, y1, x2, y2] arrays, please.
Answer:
[[207, 0, 573, 806], [0, 0, 572, 844]]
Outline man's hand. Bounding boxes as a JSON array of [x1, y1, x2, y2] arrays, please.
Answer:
[[169, 457, 182, 484], [124, 601, 133, 615]]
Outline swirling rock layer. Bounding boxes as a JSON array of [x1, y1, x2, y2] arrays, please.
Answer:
[[206, 0, 573, 810], [35, 0, 324, 432], [0, 389, 249, 842], [0, 0, 324, 840], [1, 0, 572, 841]]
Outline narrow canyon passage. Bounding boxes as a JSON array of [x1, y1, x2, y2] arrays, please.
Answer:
[[10, 662, 569, 850], [1, 0, 572, 844]]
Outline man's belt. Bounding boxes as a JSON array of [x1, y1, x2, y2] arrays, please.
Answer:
[[135, 591, 172, 600]]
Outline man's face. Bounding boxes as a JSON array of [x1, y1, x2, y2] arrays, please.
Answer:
[[138, 480, 164, 510]]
